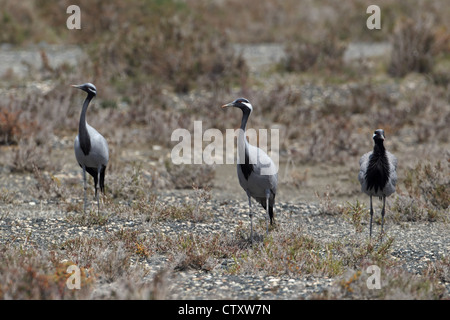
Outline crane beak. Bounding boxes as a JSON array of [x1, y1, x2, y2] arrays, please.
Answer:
[[71, 84, 81, 89], [221, 102, 234, 109], [373, 133, 385, 141]]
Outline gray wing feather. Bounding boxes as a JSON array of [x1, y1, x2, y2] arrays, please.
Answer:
[[358, 151, 371, 186], [74, 124, 109, 168], [387, 151, 397, 187], [238, 144, 278, 199]]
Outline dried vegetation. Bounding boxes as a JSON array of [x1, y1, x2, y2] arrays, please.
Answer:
[[0, 0, 449, 300]]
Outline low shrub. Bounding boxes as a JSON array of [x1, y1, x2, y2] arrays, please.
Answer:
[[388, 16, 436, 77]]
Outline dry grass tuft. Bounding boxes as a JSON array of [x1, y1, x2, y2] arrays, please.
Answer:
[[283, 35, 347, 73], [0, 0, 449, 301], [0, 246, 93, 299], [324, 264, 446, 299], [388, 15, 437, 77], [165, 162, 215, 190], [392, 160, 449, 223]]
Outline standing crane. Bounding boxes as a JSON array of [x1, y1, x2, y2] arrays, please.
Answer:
[[72, 83, 109, 214], [358, 129, 397, 238], [222, 98, 278, 243]]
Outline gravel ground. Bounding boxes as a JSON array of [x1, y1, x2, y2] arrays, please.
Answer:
[[1, 175, 449, 299], [0, 43, 448, 300]]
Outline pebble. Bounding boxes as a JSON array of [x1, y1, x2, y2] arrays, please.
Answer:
[[1, 186, 449, 299]]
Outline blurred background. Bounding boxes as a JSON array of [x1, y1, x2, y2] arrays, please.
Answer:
[[0, 0, 448, 215]]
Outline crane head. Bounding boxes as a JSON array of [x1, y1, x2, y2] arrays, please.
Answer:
[[222, 98, 252, 113], [72, 83, 97, 96], [373, 129, 385, 142]]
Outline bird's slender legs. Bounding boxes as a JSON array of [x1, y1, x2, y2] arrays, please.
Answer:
[[265, 189, 270, 235], [246, 191, 253, 244], [96, 166, 101, 214], [380, 196, 386, 235], [369, 195, 373, 239], [82, 165, 87, 214]]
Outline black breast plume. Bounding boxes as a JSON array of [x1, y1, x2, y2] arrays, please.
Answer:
[[365, 150, 390, 193], [240, 149, 254, 180], [79, 130, 91, 156]]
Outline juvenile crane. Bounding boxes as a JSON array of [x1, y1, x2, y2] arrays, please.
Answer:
[[358, 129, 397, 238], [222, 98, 278, 243], [73, 83, 109, 214]]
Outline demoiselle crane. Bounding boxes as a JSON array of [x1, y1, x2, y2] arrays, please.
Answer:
[[358, 129, 397, 238], [222, 98, 278, 243], [72, 83, 109, 214]]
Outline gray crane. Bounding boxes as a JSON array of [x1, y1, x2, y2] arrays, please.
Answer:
[[358, 129, 397, 238], [222, 98, 278, 243], [72, 83, 109, 214]]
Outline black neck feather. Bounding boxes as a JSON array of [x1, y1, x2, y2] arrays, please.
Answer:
[[239, 108, 253, 180], [78, 93, 94, 156], [365, 142, 390, 193]]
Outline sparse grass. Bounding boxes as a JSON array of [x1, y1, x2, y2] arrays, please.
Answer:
[[102, 178, 213, 223], [143, 195, 212, 223], [0, 0, 449, 300], [315, 186, 344, 216], [233, 230, 342, 277], [388, 15, 436, 77], [165, 162, 215, 190], [392, 160, 449, 223], [0, 106, 24, 145], [170, 233, 239, 272], [323, 263, 446, 299], [220, 221, 398, 281], [1, 0, 448, 172], [10, 139, 52, 173], [35, 0, 247, 95], [66, 209, 111, 227], [0, 188, 16, 204], [404, 161, 449, 211], [423, 256, 450, 286], [283, 35, 347, 73], [30, 164, 67, 200], [0, 245, 93, 299], [107, 162, 148, 201], [1, 196, 447, 299], [342, 200, 367, 233]]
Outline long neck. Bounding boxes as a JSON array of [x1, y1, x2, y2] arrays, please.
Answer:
[[78, 93, 94, 156], [239, 109, 251, 146], [238, 108, 253, 179], [373, 139, 385, 156]]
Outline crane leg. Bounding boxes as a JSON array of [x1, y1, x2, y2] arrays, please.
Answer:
[[381, 196, 386, 236], [96, 166, 101, 214], [246, 191, 253, 244], [82, 165, 87, 214], [369, 195, 373, 239], [265, 189, 270, 235]]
